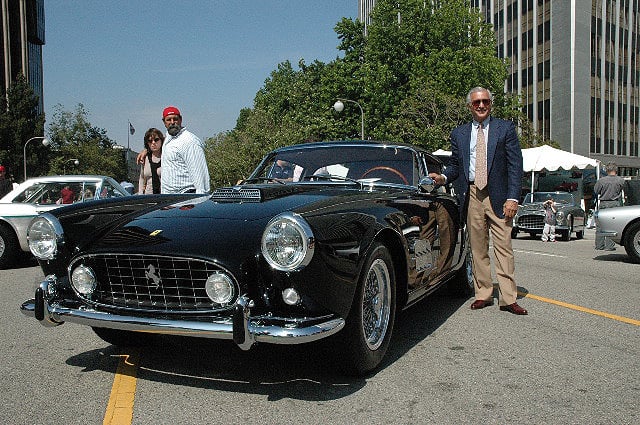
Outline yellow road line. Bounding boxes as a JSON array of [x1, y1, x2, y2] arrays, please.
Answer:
[[519, 291, 640, 326], [103, 349, 141, 425]]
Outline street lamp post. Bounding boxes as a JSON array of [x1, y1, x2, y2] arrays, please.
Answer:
[[23, 136, 50, 181], [333, 98, 365, 140], [63, 158, 80, 175]]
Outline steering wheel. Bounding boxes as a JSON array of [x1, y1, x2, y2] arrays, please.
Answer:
[[361, 166, 409, 185]]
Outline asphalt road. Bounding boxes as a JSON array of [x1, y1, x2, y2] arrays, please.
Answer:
[[1, 229, 638, 425]]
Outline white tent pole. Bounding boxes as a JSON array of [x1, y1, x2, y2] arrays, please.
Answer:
[[530, 171, 535, 194]]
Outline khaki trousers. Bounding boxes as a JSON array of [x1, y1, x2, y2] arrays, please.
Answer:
[[467, 184, 518, 306]]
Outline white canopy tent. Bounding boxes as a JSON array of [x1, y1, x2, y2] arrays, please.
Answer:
[[431, 145, 601, 192], [521, 145, 600, 194]]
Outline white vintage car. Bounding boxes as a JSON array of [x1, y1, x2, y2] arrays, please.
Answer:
[[0, 175, 130, 267], [595, 205, 640, 263]]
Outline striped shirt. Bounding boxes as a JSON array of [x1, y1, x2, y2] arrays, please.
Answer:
[[160, 127, 210, 194]]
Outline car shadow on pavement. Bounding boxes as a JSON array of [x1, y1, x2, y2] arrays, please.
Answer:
[[592, 251, 634, 262], [64, 288, 468, 401]]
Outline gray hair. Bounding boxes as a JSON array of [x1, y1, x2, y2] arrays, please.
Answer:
[[605, 162, 618, 173], [466, 87, 493, 105]]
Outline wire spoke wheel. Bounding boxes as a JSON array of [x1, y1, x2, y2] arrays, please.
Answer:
[[362, 258, 391, 350]]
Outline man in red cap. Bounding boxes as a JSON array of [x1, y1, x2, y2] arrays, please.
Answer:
[[0, 165, 13, 198], [138, 106, 210, 194]]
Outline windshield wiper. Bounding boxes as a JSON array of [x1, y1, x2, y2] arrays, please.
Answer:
[[302, 174, 362, 185]]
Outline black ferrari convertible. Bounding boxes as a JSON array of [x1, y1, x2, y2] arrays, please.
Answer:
[[21, 141, 472, 375]]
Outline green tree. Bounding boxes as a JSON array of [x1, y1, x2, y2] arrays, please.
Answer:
[[46, 104, 127, 181], [207, 0, 543, 185], [0, 74, 45, 181]]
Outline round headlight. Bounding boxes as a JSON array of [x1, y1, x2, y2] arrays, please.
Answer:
[[70, 265, 97, 295], [556, 211, 565, 222], [261, 213, 314, 271], [28, 215, 62, 260], [204, 272, 235, 304]]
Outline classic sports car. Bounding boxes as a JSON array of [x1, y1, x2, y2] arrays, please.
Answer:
[[20, 141, 472, 375], [595, 205, 640, 263], [0, 175, 130, 268], [512, 191, 585, 241]]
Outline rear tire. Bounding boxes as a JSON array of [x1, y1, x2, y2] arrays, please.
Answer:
[[0, 225, 18, 269], [338, 242, 396, 376], [623, 222, 640, 263]]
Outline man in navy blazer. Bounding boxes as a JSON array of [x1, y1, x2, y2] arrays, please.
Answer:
[[431, 87, 527, 315]]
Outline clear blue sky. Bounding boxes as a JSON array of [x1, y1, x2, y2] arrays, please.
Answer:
[[43, 1, 356, 152]]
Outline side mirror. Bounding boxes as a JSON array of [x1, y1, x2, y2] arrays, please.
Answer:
[[418, 176, 436, 193]]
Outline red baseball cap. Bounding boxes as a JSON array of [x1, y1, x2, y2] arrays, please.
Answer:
[[162, 106, 181, 119], [0, 165, 5, 172]]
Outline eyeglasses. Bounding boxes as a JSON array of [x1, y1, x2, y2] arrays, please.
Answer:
[[471, 99, 492, 107], [148, 137, 162, 143]]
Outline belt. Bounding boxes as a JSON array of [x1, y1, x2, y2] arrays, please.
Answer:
[[469, 181, 474, 185]]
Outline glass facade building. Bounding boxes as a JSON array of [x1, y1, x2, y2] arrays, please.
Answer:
[[1, 0, 45, 113]]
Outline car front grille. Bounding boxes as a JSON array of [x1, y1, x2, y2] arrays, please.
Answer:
[[516, 214, 544, 230], [68, 254, 238, 313]]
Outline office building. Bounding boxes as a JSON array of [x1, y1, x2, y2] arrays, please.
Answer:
[[359, 0, 640, 176], [1, 0, 45, 113]]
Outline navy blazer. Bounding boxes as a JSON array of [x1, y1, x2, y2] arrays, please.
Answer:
[[443, 116, 523, 218]]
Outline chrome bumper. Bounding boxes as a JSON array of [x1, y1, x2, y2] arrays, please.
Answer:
[[20, 276, 345, 350], [596, 229, 618, 238]]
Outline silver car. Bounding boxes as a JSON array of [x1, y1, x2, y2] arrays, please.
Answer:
[[595, 205, 640, 263], [0, 175, 130, 267], [512, 191, 586, 241]]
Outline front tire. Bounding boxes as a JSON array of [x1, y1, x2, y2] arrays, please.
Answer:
[[449, 246, 473, 298], [623, 222, 640, 263], [339, 242, 396, 376], [0, 225, 18, 269], [562, 218, 573, 241]]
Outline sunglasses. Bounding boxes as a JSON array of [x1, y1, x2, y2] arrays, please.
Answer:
[[148, 137, 162, 143], [471, 99, 492, 107]]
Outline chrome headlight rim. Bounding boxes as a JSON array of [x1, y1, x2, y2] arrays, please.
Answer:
[[27, 213, 65, 260], [261, 212, 315, 272], [70, 264, 97, 296], [204, 271, 236, 305]]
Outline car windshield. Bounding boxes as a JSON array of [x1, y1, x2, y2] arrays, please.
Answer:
[[250, 145, 421, 186], [12, 181, 99, 204], [524, 192, 575, 205]]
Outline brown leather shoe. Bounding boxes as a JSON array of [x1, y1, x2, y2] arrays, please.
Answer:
[[470, 299, 494, 310], [499, 302, 528, 315]]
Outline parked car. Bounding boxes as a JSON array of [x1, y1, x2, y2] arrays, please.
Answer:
[[512, 191, 585, 241], [21, 141, 472, 375], [595, 205, 640, 263], [0, 175, 130, 267]]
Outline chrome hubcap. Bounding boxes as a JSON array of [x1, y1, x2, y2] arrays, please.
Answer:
[[362, 258, 391, 350]]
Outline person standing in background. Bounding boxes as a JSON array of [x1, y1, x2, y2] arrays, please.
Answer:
[[136, 106, 210, 194], [138, 128, 164, 194], [594, 162, 625, 251]]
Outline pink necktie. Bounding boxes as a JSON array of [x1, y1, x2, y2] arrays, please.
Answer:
[[475, 123, 487, 190]]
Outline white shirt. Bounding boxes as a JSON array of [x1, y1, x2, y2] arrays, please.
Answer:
[[160, 127, 210, 194]]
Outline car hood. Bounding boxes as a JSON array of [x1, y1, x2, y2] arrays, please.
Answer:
[[82, 184, 401, 256]]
